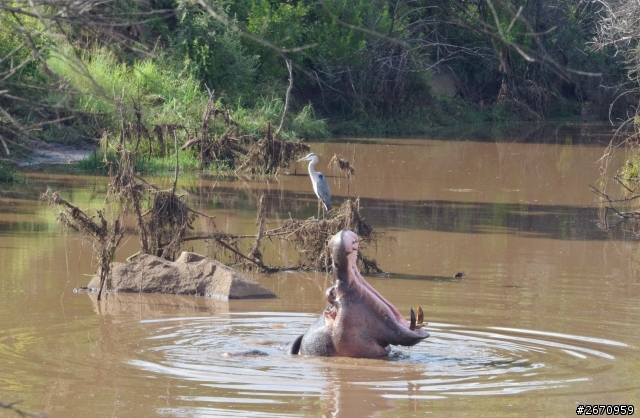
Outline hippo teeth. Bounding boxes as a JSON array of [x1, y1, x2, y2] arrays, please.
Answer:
[[417, 306, 424, 324], [410, 308, 416, 331], [409, 306, 427, 330]]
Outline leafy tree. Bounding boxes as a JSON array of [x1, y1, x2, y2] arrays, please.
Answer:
[[173, 1, 259, 100]]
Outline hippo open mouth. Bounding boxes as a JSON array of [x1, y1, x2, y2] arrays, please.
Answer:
[[290, 230, 429, 358]]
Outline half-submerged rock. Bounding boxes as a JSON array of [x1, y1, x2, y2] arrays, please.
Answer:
[[85, 252, 276, 300]]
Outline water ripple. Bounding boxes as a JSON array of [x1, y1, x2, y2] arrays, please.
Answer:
[[128, 312, 627, 415]]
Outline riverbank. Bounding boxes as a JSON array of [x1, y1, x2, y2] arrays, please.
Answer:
[[15, 140, 98, 168]]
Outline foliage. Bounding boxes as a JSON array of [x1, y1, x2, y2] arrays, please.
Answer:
[[229, 0, 619, 122], [0, 3, 51, 152], [232, 96, 329, 139], [77, 150, 203, 174], [0, 164, 20, 183], [619, 155, 640, 182], [45, 43, 324, 172], [290, 104, 330, 139], [46, 46, 207, 135], [2, 0, 640, 168], [590, 0, 640, 188], [173, 1, 259, 99], [0, 11, 43, 79]]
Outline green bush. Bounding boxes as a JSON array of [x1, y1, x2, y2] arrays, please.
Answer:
[[290, 104, 330, 139], [620, 155, 640, 182], [0, 10, 47, 80], [232, 96, 329, 140], [76, 149, 202, 174], [0, 164, 19, 183], [174, 1, 258, 99], [549, 97, 583, 119]]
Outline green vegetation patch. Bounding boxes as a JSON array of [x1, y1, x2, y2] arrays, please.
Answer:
[[46, 46, 208, 136], [619, 153, 640, 182], [76, 150, 208, 174], [0, 164, 20, 183]]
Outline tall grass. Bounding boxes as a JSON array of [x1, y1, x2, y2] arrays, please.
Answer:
[[46, 46, 207, 134], [45, 44, 330, 175], [233, 96, 329, 140], [47, 46, 329, 144], [76, 150, 203, 174], [290, 104, 330, 139]]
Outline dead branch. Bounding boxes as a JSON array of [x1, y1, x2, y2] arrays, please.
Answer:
[[589, 183, 640, 231], [109, 149, 148, 253], [172, 197, 382, 273], [0, 400, 43, 418], [237, 128, 310, 174], [329, 153, 356, 196], [590, 184, 640, 205], [171, 129, 178, 195], [208, 235, 265, 269], [41, 188, 125, 300], [248, 195, 266, 267], [212, 108, 240, 128], [181, 137, 204, 150], [275, 58, 293, 138], [218, 197, 381, 273]]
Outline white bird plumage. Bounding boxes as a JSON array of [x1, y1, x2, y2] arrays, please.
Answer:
[[297, 153, 331, 217]]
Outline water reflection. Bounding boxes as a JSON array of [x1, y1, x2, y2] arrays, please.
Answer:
[[178, 183, 634, 242], [428, 122, 616, 145]]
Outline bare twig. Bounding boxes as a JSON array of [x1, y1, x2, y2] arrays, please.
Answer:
[[41, 188, 125, 300], [0, 400, 43, 417], [590, 184, 640, 205], [172, 129, 178, 196], [614, 175, 635, 193], [275, 59, 293, 138], [212, 236, 265, 269]]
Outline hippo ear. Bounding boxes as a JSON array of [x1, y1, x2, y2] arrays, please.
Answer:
[[289, 334, 303, 355]]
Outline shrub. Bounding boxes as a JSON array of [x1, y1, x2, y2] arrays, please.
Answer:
[[0, 164, 19, 182], [173, 2, 258, 99]]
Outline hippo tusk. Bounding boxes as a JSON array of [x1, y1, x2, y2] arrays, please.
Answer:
[[410, 308, 416, 331], [411, 306, 427, 329]]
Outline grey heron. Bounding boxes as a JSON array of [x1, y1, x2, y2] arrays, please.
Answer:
[[297, 153, 331, 218]]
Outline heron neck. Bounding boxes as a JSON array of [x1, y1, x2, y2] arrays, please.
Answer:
[[307, 159, 318, 175]]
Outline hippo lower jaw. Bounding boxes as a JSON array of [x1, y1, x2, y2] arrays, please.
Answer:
[[290, 230, 429, 358]]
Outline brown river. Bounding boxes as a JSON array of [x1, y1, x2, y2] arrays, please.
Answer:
[[1, 123, 639, 417]]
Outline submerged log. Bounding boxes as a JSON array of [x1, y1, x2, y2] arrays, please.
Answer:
[[84, 252, 276, 300]]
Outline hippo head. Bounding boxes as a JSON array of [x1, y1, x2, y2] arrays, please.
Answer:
[[290, 230, 429, 358]]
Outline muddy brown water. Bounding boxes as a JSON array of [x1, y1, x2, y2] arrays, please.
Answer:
[[1, 123, 639, 417]]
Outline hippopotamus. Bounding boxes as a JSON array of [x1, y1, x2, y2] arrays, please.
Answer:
[[289, 230, 429, 358]]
